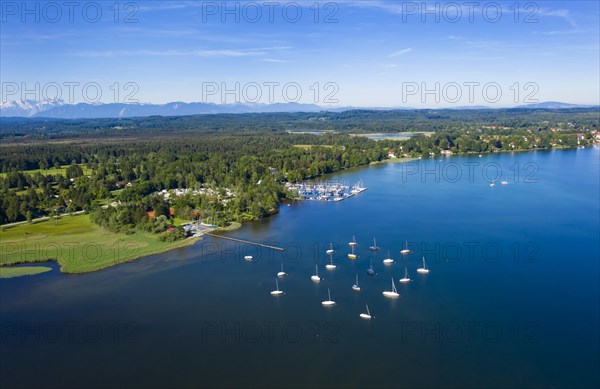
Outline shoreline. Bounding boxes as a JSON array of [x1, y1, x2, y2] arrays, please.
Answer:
[[0, 235, 202, 277], [2, 146, 593, 278], [0, 219, 245, 278]]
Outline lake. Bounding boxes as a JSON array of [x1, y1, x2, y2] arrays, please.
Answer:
[[359, 133, 416, 141], [1, 147, 599, 388]]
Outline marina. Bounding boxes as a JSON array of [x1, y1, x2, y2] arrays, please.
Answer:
[[286, 181, 367, 201]]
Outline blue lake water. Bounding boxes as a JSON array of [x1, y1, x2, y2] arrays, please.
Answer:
[[1, 147, 599, 388], [362, 133, 416, 140]]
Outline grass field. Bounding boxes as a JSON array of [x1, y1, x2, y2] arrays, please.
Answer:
[[0, 214, 197, 274], [0, 164, 92, 178], [293, 144, 337, 150], [0, 266, 53, 279]]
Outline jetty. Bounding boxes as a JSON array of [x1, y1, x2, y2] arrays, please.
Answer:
[[206, 233, 284, 251]]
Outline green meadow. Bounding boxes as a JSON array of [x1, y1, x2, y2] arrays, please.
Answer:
[[0, 214, 196, 274], [0, 266, 53, 279], [0, 164, 92, 178]]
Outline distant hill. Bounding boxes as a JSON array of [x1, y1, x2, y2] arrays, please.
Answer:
[[1, 99, 596, 119], [514, 101, 598, 109], [0, 100, 328, 119]]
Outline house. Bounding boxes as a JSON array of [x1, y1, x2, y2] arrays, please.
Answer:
[[388, 151, 397, 158], [49, 205, 66, 213], [440, 150, 452, 155], [146, 208, 175, 218]]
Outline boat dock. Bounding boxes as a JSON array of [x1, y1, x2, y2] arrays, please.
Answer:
[[286, 180, 367, 202], [205, 233, 284, 251]]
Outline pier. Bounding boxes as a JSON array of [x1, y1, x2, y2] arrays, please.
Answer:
[[205, 233, 284, 251]]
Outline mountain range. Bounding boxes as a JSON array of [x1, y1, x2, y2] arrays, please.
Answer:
[[1, 99, 596, 119]]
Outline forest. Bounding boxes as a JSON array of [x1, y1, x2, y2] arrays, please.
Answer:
[[1, 108, 598, 236]]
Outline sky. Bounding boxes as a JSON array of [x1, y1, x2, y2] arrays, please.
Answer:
[[1, 0, 599, 107]]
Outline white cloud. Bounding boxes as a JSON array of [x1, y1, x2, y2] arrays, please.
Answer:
[[387, 48, 412, 58], [260, 58, 288, 63], [538, 8, 578, 28], [73, 49, 270, 58]]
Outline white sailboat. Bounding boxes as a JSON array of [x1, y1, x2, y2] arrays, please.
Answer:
[[399, 266, 411, 283], [311, 264, 321, 282], [383, 278, 400, 298], [352, 274, 361, 291], [400, 241, 411, 255], [383, 250, 394, 264], [366, 256, 376, 275], [326, 254, 337, 270], [277, 263, 286, 277], [490, 181, 496, 187], [326, 242, 335, 255], [500, 180, 509, 185], [349, 235, 357, 247], [359, 304, 372, 320], [369, 238, 380, 251], [417, 256, 430, 274], [244, 255, 253, 261], [321, 288, 336, 306], [271, 278, 283, 295], [348, 236, 357, 259]]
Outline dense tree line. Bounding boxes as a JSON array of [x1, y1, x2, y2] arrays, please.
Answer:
[[1, 108, 597, 141], [0, 133, 386, 225], [0, 109, 598, 227]]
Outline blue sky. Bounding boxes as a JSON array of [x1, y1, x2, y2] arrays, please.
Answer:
[[1, 0, 598, 107]]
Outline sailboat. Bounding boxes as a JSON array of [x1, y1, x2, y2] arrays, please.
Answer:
[[382, 278, 400, 298], [417, 256, 430, 274], [500, 179, 509, 185], [359, 304, 372, 320], [366, 257, 376, 276], [311, 264, 321, 281], [399, 266, 411, 283], [348, 236, 357, 259], [489, 181, 496, 187], [271, 278, 283, 295], [400, 241, 411, 255], [352, 274, 361, 291], [277, 263, 286, 277], [326, 254, 337, 270], [244, 255, 253, 261], [321, 288, 336, 306], [326, 242, 335, 255], [369, 238, 380, 251], [383, 250, 394, 264]]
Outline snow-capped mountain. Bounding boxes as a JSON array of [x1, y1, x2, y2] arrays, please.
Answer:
[[0, 100, 327, 118], [0, 98, 66, 117], [1, 99, 596, 119]]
